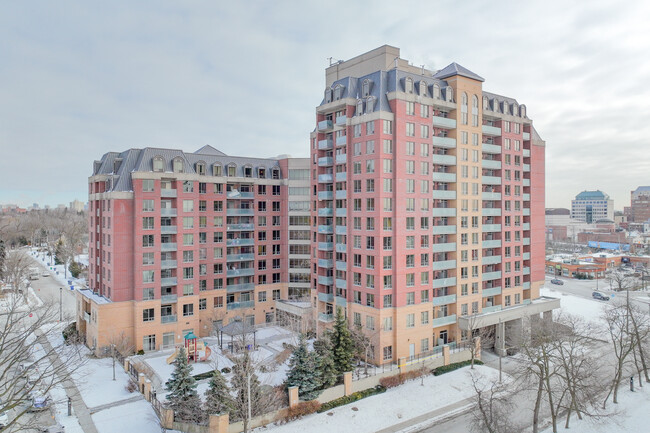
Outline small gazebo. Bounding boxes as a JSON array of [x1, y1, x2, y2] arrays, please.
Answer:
[[216, 318, 257, 353]]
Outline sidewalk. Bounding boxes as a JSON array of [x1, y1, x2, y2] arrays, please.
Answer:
[[36, 329, 99, 433], [375, 397, 474, 433]]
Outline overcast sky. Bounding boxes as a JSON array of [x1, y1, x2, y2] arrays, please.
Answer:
[[1, 0, 649, 209]]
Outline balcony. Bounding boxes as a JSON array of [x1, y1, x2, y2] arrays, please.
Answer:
[[523, 208, 531, 216], [319, 313, 334, 322], [226, 300, 255, 310], [432, 190, 456, 200], [482, 271, 502, 281], [432, 225, 456, 235], [432, 136, 456, 148], [432, 277, 456, 289], [482, 208, 501, 217], [318, 224, 333, 234], [335, 207, 347, 217], [226, 238, 254, 247], [318, 292, 334, 303], [432, 242, 456, 253], [335, 225, 347, 235], [227, 191, 254, 199], [432, 294, 457, 306], [161, 277, 177, 286], [226, 208, 255, 216], [523, 132, 531, 140], [335, 279, 346, 289], [523, 179, 530, 187], [335, 243, 346, 253], [226, 283, 255, 293], [318, 157, 334, 167], [482, 305, 502, 314], [318, 242, 333, 251], [335, 154, 347, 164], [482, 255, 501, 266], [523, 237, 531, 246], [432, 116, 457, 129], [318, 259, 333, 269], [432, 260, 456, 271], [523, 282, 531, 290], [335, 261, 347, 271], [226, 268, 255, 277], [432, 172, 456, 183], [335, 172, 347, 182], [436, 155, 457, 166], [483, 239, 501, 249], [335, 115, 347, 126], [482, 125, 502, 136], [318, 120, 333, 131], [482, 224, 501, 232], [161, 314, 177, 324], [335, 136, 347, 146], [161, 294, 178, 303], [435, 208, 456, 217], [483, 176, 501, 185], [482, 287, 502, 297], [482, 192, 501, 201], [161, 242, 177, 252], [335, 190, 347, 199], [523, 163, 530, 172], [318, 173, 333, 183], [318, 208, 333, 217], [161, 226, 177, 234], [482, 143, 501, 154], [336, 296, 347, 307], [523, 223, 530, 230], [318, 139, 333, 150], [161, 260, 177, 269], [160, 208, 177, 217], [523, 252, 530, 260], [522, 193, 530, 202], [227, 223, 255, 231], [523, 149, 530, 157], [523, 267, 531, 275], [481, 159, 501, 170], [161, 189, 177, 198], [226, 253, 254, 262], [432, 314, 457, 328], [318, 191, 334, 200]]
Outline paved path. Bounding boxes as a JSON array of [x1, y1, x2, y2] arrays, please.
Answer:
[[375, 397, 474, 433]]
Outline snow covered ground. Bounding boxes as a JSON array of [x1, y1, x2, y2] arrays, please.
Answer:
[[257, 365, 502, 433], [541, 286, 610, 333], [91, 399, 160, 433]]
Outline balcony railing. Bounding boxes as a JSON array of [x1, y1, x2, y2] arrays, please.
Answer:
[[432, 136, 456, 148], [226, 300, 255, 310], [227, 223, 255, 231], [482, 255, 501, 266], [161, 226, 177, 234], [226, 191, 254, 199], [335, 115, 347, 126], [161, 189, 177, 198], [481, 159, 502, 170], [482, 287, 502, 297], [432, 260, 456, 271], [318, 157, 334, 167], [318, 292, 334, 303], [160, 208, 177, 217], [482, 208, 502, 217], [318, 120, 333, 131], [523, 132, 531, 140], [161, 260, 177, 269], [483, 239, 502, 249], [432, 190, 456, 200], [432, 172, 456, 183], [318, 207, 333, 217], [432, 277, 456, 289], [482, 125, 502, 136], [226, 253, 255, 262], [482, 271, 502, 281], [432, 314, 457, 328], [432, 116, 457, 129], [432, 225, 456, 235], [483, 305, 502, 314], [161, 294, 178, 303], [161, 277, 177, 286], [226, 268, 255, 277], [318, 191, 334, 200], [482, 143, 501, 154], [432, 242, 456, 253], [482, 224, 501, 232], [226, 283, 255, 293], [318, 139, 333, 150], [432, 294, 457, 306], [161, 314, 177, 324], [319, 313, 334, 322], [483, 176, 501, 185], [436, 155, 456, 166], [318, 174, 333, 183], [226, 238, 254, 247]]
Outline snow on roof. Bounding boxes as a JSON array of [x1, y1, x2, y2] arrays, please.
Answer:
[[78, 289, 111, 304]]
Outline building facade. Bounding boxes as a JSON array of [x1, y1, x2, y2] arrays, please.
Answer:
[[571, 190, 613, 223], [626, 186, 650, 224], [78, 145, 310, 353], [310, 45, 550, 363]]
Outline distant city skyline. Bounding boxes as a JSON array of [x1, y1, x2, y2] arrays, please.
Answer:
[[2, 1, 650, 209]]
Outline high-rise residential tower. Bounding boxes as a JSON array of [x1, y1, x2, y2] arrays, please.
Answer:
[[310, 46, 554, 363]]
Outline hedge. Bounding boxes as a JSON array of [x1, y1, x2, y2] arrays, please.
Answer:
[[379, 368, 428, 389], [433, 359, 483, 376], [316, 385, 386, 413], [283, 401, 322, 422]]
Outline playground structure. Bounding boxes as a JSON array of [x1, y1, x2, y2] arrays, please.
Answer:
[[166, 332, 212, 364]]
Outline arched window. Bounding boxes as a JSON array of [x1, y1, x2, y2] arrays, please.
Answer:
[[471, 95, 479, 127], [419, 81, 427, 97], [492, 99, 499, 112], [366, 96, 376, 113], [483, 96, 489, 111], [258, 167, 266, 178], [362, 79, 371, 97], [461, 92, 468, 125], [196, 161, 206, 175], [433, 83, 441, 99], [172, 157, 184, 173], [243, 164, 253, 178], [153, 156, 164, 172], [227, 163, 237, 177], [213, 163, 222, 176], [503, 102, 509, 115], [271, 167, 280, 179], [512, 103, 519, 117], [356, 99, 364, 116], [325, 88, 333, 103], [520, 105, 527, 118], [405, 77, 413, 93], [444, 86, 453, 102], [333, 84, 343, 100]]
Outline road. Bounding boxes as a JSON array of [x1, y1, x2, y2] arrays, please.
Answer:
[[26, 252, 78, 321]]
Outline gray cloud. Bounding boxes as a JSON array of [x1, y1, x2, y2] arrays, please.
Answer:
[[1, 0, 649, 210]]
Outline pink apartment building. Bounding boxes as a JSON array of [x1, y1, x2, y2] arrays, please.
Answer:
[[78, 145, 311, 353], [310, 46, 557, 363]]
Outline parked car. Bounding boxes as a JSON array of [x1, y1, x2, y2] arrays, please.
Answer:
[[592, 291, 610, 301], [28, 394, 50, 412], [38, 423, 65, 433], [550, 279, 564, 285], [42, 271, 50, 277], [0, 410, 9, 429]]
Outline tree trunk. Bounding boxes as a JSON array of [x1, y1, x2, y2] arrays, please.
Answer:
[[532, 374, 544, 433]]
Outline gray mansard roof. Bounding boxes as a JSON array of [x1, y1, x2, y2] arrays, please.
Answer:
[[92, 146, 284, 192], [433, 62, 485, 82]]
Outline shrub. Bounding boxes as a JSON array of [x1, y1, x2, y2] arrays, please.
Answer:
[[220, 367, 231, 374], [69, 261, 83, 278], [193, 370, 216, 381], [283, 401, 322, 422], [62, 322, 78, 344], [317, 385, 386, 413], [137, 349, 145, 355], [379, 368, 428, 389], [125, 379, 138, 393], [433, 359, 483, 376]]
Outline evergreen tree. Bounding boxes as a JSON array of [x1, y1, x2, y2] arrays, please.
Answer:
[[313, 336, 337, 388], [204, 370, 233, 415], [286, 335, 322, 400], [165, 347, 203, 422], [330, 307, 356, 375]]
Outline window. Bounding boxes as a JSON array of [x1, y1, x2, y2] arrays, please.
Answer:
[[142, 217, 154, 230], [142, 200, 154, 212], [383, 294, 392, 307], [199, 298, 207, 310], [383, 318, 393, 331], [383, 346, 393, 361], [258, 291, 267, 302], [143, 308, 155, 322], [421, 311, 429, 325], [153, 157, 164, 172], [143, 270, 154, 283], [142, 179, 154, 192], [143, 252, 154, 265], [406, 292, 415, 305], [183, 304, 194, 317], [142, 235, 154, 247], [406, 313, 415, 328]]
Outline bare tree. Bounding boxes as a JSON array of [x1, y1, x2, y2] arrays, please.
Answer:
[[607, 269, 635, 292], [104, 331, 135, 381], [469, 372, 521, 433], [3, 250, 33, 299], [465, 313, 495, 369], [350, 323, 379, 376], [602, 304, 635, 407], [628, 303, 650, 384], [0, 295, 85, 431]]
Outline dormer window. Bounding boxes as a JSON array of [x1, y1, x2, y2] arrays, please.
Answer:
[[196, 162, 206, 175], [172, 157, 184, 173], [405, 77, 413, 93], [512, 103, 519, 117], [153, 156, 164, 172], [333, 84, 343, 101], [419, 81, 427, 97], [520, 105, 527, 118], [362, 79, 371, 97], [444, 86, 453, 102], [325, 88, 333, 103], [213, 163, 222, 176], [243, 165, 253, 178], [258, 167, 266, 178], [492, 99, 499, 112], [503, 102, 509, 115], [483, 96, 489, 111], [433, 83, 441, 99], [366, 96, 376, 113], [227, 164, 236, 177], [271, 168, 280, 180], [356, 99, 364, 116]]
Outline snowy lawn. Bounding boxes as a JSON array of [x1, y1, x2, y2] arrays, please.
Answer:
[[541, 287, 609, 333], [257, 365, 502, 433], [92, 399, 161, 433]]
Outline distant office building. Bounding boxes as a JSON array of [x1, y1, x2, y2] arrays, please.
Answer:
[[570, 190, 613, 223], [626, 186, 650, 223], [69, 200, 85, 212]]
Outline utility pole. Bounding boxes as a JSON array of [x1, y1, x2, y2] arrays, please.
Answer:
[[59, 287, 63, 321], [246, 367, 252, 433]]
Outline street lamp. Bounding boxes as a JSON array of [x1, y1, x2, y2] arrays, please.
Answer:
[[59, 287, 63, 321]]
